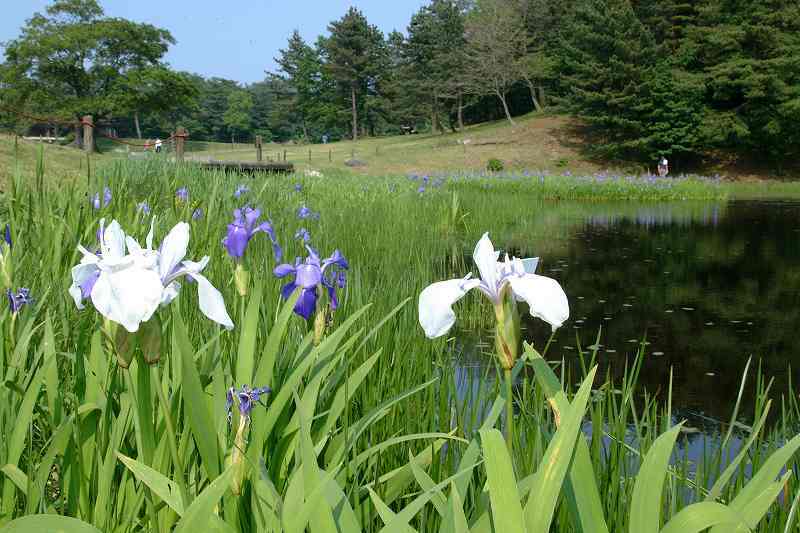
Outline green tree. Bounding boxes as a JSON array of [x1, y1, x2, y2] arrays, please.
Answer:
[[110, 66, 198, 139], [680, 0, 800, 167], [1, 0, 176, 148], [275, 30, 324, 140], [323, 7, 386, 140], [559, 0, 658, 159], [405, 0, 470, 132], [223, 89, 254, 143]]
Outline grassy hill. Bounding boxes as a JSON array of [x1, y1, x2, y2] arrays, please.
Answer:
[[2, 113, 796, 187], [189, 114, 613, 177]]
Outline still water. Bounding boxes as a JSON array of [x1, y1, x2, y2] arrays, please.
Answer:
[[458, 199, 800, 426]]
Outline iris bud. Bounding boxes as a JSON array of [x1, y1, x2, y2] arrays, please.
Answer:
[[493, 284, 521, 370]]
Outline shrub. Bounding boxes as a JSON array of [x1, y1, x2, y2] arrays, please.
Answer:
[[487, 158, 504, 172]]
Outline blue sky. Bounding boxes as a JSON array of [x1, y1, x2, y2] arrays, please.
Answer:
[[0, 1, 427, 84]]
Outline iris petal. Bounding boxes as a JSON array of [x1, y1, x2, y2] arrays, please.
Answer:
[[472, 233, 500, 302], [159, 223, 190, 281], [418, 276, 480, 338], [508, 274, 569, 331]]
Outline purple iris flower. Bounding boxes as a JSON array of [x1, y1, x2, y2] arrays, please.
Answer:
[[234, 184, 250, 198], [273, 246, 348, 320], [295, 228, 311, 243], [91, 187, 112, 209], [222, 207, 282, 261], [296, 205, 319, 220], [137, 201, 151, 216], [176, 187, 189, 202], [417, 186, 426, 194], [7, 288, 32, 314], [226, 385, 271, 421], [192, 208, 204, 220], [294, 183, 302, 193], [3, 224, 11, 248]]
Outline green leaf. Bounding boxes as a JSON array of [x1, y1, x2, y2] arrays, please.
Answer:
[[660, 502, 749, 533], [27, 419, 73, 513], [479, 428, 525, 533], [236, 282, 263, 384], [175, 309, 220, 479], [629, 424, 683, 533], [2, 357, 51, 511], [0, 465, 28, 495], [173, 468, 234, 533], [706, 400, 771, 501], [0, 515, 102, 533], [368, 488, 417, 533], [723, 433, 800, 520], [254, 289, 300, 389], [409, 455, 447, 516], [527, 346, 609, 533], [524, 367, 597, 533], [447, 482, 469, 533], [736, 472, 791, 530], [117, 452, 186, 516]]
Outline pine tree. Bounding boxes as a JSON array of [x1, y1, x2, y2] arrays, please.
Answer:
[[405, 0, 469, 132], [275, 31, 324, 140], [323, 8, 386, 141], [559, 0, 658, 159], [680, 0, 800, 166]]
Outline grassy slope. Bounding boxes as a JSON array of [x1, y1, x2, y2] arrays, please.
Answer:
[[188, 114, 612, 177], [3, 112, 798, 187], [0, 134, 115, 187]]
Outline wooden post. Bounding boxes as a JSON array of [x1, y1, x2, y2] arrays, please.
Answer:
[[82, 115, 94, 153], [175, 127, 187, 162], [283, 149, 287, 162], [308, 148, 312, 162], [329, 149, 332, 162], [255, 135, 263, 162]]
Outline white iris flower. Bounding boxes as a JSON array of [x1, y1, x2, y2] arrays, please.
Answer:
[[69, 218, 233, 332], [418, 232, 569, 339]]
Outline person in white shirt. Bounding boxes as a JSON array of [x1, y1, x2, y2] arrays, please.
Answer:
[[657, 156, 669, 177], [155, 138, 163, 153]]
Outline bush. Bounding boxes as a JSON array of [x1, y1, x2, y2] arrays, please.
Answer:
[[487, 158, 504, 172]]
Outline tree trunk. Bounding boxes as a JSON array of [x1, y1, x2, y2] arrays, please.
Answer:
[[302, 119, 308, 141], [351, 83, 358, 141], [134, 111, 142, 139], [431, 95, 439, 134], [526, 81, 542, 112], [497, 91, 516, 125], [457, 93, 464, 131]]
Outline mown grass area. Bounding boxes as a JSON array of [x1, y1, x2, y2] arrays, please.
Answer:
[[1, 158, 800, 531], [187, 114, 615, 177]]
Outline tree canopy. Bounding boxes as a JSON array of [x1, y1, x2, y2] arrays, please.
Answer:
[[1, 0, 799, 169]]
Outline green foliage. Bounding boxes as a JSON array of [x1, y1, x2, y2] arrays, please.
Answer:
[[486, 157, 505, 172], [0, 0, 176, 126], [559, 0, 658, 160], [223, 90, 254, 142], [323, 7, 388, 140]]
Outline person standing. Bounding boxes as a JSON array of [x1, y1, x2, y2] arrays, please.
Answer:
[[657, 155, 669, 177], [155, 138, 163, 153]]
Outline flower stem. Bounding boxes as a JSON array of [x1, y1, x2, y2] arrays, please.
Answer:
[[504, 368, 514, 455]]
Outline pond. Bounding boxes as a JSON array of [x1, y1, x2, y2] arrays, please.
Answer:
[[457, 199, 800, 427]]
